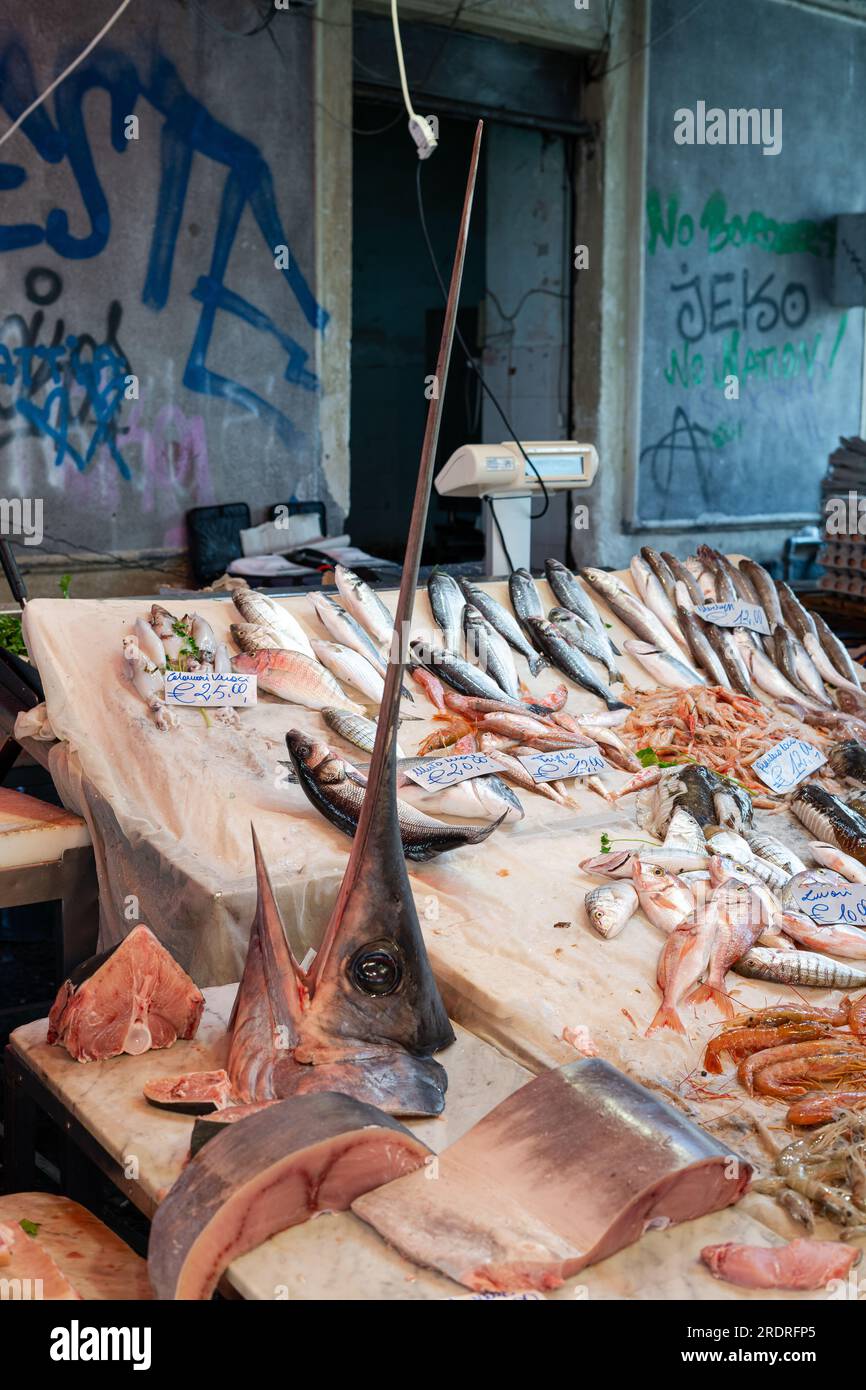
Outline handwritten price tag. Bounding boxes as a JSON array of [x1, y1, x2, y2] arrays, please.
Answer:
[[517, 747, 606, 783], [696, 601, 771, 635], [164, 672, 257, 707], [403, 752, 500, 791], [794, 882, 866, 927], [752, 736, 826, 793]]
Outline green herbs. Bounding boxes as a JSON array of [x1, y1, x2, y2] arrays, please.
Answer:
[[171, 619, 201, 670], [19, 1219, 39, 1237], [0, 611, 25, 656], [635, 746, 696, 770], [600, 831, 612, 853], [59, 573, 72, 598]]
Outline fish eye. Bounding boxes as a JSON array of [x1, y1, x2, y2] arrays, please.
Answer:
[[349, 943, 402, 996]]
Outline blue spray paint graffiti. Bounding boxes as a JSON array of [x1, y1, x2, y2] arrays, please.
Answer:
[[0, 43, 327, 472]]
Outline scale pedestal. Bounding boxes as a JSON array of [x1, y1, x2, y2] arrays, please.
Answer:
[[483, 495, 533, 574]]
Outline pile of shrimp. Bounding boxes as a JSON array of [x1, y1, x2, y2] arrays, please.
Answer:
[[754, 1103, 866, 1237], [620, 684, 836, 798]]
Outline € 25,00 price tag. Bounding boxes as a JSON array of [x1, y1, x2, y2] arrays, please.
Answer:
[[516, 746, 606, 783], [403, 752, 501, 791], [695, 601, 771, 635], [752, 736, 826, 793], [164, 672, 257, 707]]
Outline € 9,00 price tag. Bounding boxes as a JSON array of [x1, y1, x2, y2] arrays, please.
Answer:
[[695, 601, 771, 635], [516, 746, 606, 784], [403, 752, 501, 791], [164, 671, 257, 707], [752, 736, 826, 793]]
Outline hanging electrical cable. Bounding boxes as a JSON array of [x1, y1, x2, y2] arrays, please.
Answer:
[[390, 0, 439, 159]]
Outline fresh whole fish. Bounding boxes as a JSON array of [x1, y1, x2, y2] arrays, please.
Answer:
[[231, 621, 283, 655], [698, 615, 755, 696], [548, 607, 622, 682], [630, 556, 683, 645], [427, 570, 465, 656], [233, 589, 315, 659], [286, 730, 504, 860], [476, 711, 595, 747], [580, 846, 709, 879], [690, 880, 769, 1017], [581, 567, 687, 661], [738, 558, 784, 630], [809, 841, 866, 884], [313, 594, 415, 702], [508, 567, 545, 640], [631, 859, 694, 934], [623, 638, 706, 690], [772, 625, 831, 706], [662, 552, 704, 606], [705, 830, 789, 892], [526, 617, 628, 711], [664, 805, 707, 853], [580, 723, 642, 772], [233, 649, 361, 712], [458, 579, 548, 677], [322, 708, 406, 759], [410, 640, 523, 704], [700, 546, 759, 605], [485, 747, 578, 807], [734, 947, 866, 990], [829, 740, 866, 784], [802, 631, 865, 698], [674, 592, 731, 688], [636, 762, 752, 836], [776, 581, 817, 642], [813, 612, 863, 689], [640, 547, 677, 604], [777, 867, 846, 913], [544, 558, 618, 652], [698, 546, 738, 605], [647, 901, 720, 1033], [462, 604, 519, 699], [734, 630, 815, 707], [310, 639, 385, 707], [779, 911, 866, 959], [792, 784, 866, 865], [335, 565, 394, 647], [396, 761, 524, 823], [744, 830, 806, 877], [585, 882, 638, 939]]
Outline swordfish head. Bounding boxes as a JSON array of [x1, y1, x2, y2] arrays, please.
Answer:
[[227, 825, 453, 1117]]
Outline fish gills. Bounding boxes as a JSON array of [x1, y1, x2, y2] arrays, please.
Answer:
[[148, 1094, 431, 1299]]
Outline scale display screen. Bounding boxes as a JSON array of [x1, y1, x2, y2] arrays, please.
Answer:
[[525, 452, 587, 480]]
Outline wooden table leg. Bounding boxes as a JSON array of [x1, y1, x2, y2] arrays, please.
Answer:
[[2, 1046, 40, 1193]]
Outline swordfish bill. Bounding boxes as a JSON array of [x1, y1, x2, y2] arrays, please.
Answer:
[[300, 125, 485, 1107]]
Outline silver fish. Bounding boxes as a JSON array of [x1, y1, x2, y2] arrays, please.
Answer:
[[508, 568, 545, 643], [311, 639, 385, 707], [802, 631, 865, 698], [526, 617, 629, 710], [640, 547, 677, 605], [813, 611, 864, 689], [312, 593, 415, 702], [674, 590, 731, 688], [734, 630, 812, 706], [585, 882, 638, 939], [334, 565, 394, 647], [776, 581, 817, 642], [427, 570, 465, 656], [664, 806, 708, 853], [661, 552, 704, 606], [743, 830, 806, 877], [462, 604, 519, 699], [322, 707, 406, 759], [579, 846, 709, 879], [396, 760, 524, 823], [738, 558, 784, 629], [697, 615, 754, 696], [456, 582, 547, 677], [548, 607, 622, 682], [544, 558, 618, 653], [698, 546, 758, 605], [777, 867, 846, 912], [733, 946, 866, 990], [630, 556, 683, 646], [581, 567, 687, 661], [623, 638, 706, 690], [230, 621, 283, 655], [772, 625, 831, 706], [233, 589, 315, 659], [409, 640, 522, 703]]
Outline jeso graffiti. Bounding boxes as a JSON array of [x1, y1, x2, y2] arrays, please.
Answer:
[[0, 42, 327, 479]]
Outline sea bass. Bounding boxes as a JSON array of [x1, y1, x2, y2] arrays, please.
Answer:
[[548, 607, 622, 682], [427, 570, 464, 655], [623, 639, 706, 690], [462, 603, 519, 699], [459, 579, 548, 677], [334, 564, 394, 647], [544, 558, 619, 654], [525, 617, 628, 711], [581, 567, 687, 661]]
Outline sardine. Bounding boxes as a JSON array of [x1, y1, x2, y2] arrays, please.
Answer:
[[809, 841, 866, 885], [233, 649, 361, 712], [286, 730, 504, 860], [585, 882, 638, 939], [674, 590, 731, 688], [829, 740, 866, 785], [458, 579, 548, 677], [410, 639, 522, 703], [427, 570, 464, 656], [623, 638, 706, 690], [581, 567, 687, 661], [544, 558, 618, 653], [661, 552, 704, 606], [776, 581, 817, 642], [462, 604, 519, 699], [526, 617, 628, 710], [310, 639, 385, 707], [334, 565, 394, 647], [792, 784, 866, 865], [734, 947, 866, 990], [744, 830, 806, 877], [233, 589, 315, 659], [548, 607, 622, 682], [321, 707, 406, 759], [813, 612, 863, 689], [698, 615, 755, 696]]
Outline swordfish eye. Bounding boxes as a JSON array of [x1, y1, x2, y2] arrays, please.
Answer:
[[349, 941, 403, 996]]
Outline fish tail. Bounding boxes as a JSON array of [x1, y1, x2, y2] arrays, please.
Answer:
[[608, 639, 621, 656], [604, 697, 631, 711], [689, 982, 737, 1018], [646, 1001, 686, 1036], [528, 654, 549, 678], [687, 982, 715, 1007]]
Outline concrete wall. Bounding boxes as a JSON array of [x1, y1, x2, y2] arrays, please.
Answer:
[[0, 0, 334, 572]]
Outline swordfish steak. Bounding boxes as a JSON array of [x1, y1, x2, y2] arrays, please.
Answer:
[[353, 1058, 751, 1292], [48, 924, 203, 1063], [147, 1092, 431, 1299]]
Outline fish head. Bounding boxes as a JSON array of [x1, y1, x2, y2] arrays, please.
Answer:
[[580, 850, 632, 878], [285, 729, 334, 772], [631, 858, 676, 891]]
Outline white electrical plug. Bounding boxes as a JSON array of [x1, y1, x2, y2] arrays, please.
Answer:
[[408, 114, 438, 160]]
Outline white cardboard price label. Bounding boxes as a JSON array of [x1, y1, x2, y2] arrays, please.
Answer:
[[403, 752, 500, 791], [517, 747, 607, 783], [752, 736, 826, 793], [164, 671, 257, 707], [793, 882, 866, 927], [696, 601, 771, 635]]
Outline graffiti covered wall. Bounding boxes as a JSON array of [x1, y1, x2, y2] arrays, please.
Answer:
[[0, 0, 331, 556]]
